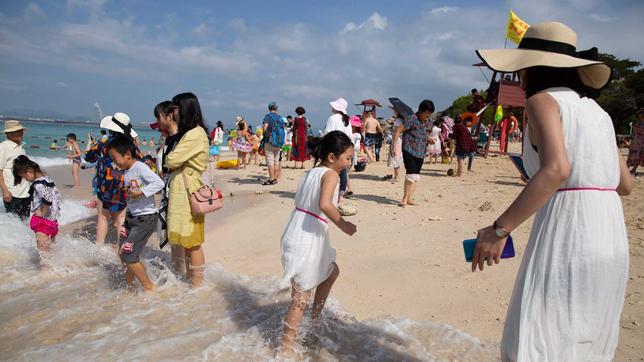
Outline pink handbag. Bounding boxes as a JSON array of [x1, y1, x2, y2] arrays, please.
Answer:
[[182, 172, 223, 216]]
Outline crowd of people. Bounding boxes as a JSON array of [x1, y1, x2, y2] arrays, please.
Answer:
[[0, 21, 640, 360]]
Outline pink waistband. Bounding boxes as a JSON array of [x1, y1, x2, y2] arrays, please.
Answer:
[[295, 208, 328, 224], [557, 187, 616, 192]]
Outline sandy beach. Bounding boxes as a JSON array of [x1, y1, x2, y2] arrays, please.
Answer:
[[40, 145, 643, 360]]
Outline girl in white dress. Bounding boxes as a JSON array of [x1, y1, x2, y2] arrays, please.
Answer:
[[279, 130, 357, 353], [474, 22, 634, 361], [427, 121, 442, 164]]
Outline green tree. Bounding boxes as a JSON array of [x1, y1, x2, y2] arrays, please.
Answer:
[[596, 53, 642, 134]]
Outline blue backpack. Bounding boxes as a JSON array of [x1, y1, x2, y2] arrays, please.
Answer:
[[265, 113, 285, 147]]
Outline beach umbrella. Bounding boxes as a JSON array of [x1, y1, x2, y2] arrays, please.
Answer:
[[388, 97, 414, 119]]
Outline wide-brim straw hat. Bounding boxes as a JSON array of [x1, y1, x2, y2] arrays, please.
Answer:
[[100, 112, 138, 138], [476, 21, 612, 89], [3, 120, 26, 133], [330, 98, 348, 115]]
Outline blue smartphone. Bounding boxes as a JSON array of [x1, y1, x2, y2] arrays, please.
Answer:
[[463, 235, 515, 262]]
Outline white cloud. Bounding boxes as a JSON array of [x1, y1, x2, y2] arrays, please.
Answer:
[[0, 1, 642, 126], [66, 0, 107, 15], [341, 12, 387, 34], [24, 3, 46, 19], [589, 13, 615, 22], [430, 6, 458, 15], [56, 82, 68, 87], [192, 23, 209, 37], [229, 18, 246, 33]]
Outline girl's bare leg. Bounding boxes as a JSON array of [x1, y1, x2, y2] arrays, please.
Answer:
[[109, 210, 126, 250], [280, 284, 312, 352], [96, 206, 109, 245], [72, 163, 80, 187], [311, 263, 339, 318], [209, 160, 216, 185]]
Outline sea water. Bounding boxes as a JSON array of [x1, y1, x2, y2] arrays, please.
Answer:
[[0, 120, 497, 360], [8, 120, 231, 164], [0, 203, 498, 361]]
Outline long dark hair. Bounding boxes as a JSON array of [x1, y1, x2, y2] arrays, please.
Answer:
[[342, 113, 350, 127], [522, 66, 595, 98], [171, 92, 209, 136], [12, 155, 42, 185], [313, 130, 353, 167]]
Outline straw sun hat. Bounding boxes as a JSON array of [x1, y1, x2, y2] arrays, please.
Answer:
[[3, 120, 26, 133], [476, 21, 612, 89]]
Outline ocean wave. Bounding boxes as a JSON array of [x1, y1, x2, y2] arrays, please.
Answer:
[[28, 156, 77, 167]]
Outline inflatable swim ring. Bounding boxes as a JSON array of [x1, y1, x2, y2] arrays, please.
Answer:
[[508, 115, 519, 133], [460, 112, 479, 127], [217, 159, 238, 169]]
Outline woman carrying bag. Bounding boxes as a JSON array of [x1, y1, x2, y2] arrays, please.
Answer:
[[165, 92, 211, 288]]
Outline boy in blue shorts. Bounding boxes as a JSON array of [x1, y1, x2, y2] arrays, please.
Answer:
[[108, 136, 164, 292]]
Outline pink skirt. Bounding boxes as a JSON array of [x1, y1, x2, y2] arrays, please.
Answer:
[[30, 215, 59, 238]]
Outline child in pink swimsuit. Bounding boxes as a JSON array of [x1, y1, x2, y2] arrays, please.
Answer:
[[12, 155, 62, 263]]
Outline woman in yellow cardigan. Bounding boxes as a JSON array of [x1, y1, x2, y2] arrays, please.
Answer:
[[165, 92, 210, 288]]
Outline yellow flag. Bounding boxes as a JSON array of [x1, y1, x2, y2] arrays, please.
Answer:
[[506, 10, 530, 44]]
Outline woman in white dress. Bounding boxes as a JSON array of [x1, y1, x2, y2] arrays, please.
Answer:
[[279, 131, 357, 354], [427, 120, 442, 164], [474, 22, 633, 361]]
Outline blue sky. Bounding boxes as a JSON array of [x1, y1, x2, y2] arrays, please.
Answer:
[[1, 0, 642, 130]]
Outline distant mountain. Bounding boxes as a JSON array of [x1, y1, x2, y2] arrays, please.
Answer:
[[0, 109, 91, 122]]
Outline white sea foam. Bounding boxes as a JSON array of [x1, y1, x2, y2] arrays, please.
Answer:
[[29, 156, 76, 167], [0, 211, 498, 361]]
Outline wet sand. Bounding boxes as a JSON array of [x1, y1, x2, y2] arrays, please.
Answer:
[[45, 145, 644, 360]]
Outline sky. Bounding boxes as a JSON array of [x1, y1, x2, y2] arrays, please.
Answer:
[[0, 0, 643, 130]]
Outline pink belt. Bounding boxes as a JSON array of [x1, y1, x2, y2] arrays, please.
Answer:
[[557, 187, 616, 192], [295, 208, 328, 224]]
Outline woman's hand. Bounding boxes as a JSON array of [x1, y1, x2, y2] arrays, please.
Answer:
[[338, 219, 357, 236], [471, 226, 508, 272]]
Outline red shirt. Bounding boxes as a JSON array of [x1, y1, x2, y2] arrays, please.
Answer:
[[453, 123, 476, 153]]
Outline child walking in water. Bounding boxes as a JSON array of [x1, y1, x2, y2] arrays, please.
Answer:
[[65, 133, 82, 187], [279, 130, 358, 354], [12, 156, 62, 265], [108, 136, 164, 292]]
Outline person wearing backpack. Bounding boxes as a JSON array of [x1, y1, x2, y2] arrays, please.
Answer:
[[261, 101, 285, 185]]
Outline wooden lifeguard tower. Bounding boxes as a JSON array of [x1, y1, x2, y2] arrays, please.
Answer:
[[356, 99, 382, 119], [471, 62, 527, 155]]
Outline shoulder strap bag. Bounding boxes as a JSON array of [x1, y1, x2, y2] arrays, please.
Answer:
[[182, 171, 223, 216]]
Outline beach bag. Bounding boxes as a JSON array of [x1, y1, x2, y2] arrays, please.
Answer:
[[266, 113, 285, 148], [182, 172, 222, 216]]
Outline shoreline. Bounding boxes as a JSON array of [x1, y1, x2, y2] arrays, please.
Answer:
[[41, 148, 644, 359]]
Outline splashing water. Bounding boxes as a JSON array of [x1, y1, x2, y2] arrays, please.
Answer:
[[0, 212, 498, 361]]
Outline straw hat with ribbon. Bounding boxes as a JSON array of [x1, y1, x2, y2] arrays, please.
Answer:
[[476, 21, 612, 89], [100, 112, 138, 138], [3, 120, 26, 133]]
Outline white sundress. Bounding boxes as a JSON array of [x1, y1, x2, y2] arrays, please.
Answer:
[[427, 125, 442, 156], [501, 88, 629, 361], [281, 166, 338, 291]]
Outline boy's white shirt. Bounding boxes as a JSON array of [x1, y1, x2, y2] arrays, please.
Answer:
[[125, 160, 164, 216]]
